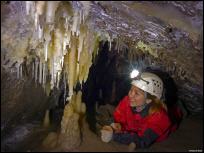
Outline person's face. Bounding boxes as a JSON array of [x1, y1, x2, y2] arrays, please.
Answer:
[[128, 85, 145, 107]]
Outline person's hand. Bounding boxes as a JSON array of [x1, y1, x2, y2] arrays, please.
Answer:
[[110, 123, 121, 132], [102, 125, 113, 131], [100, 125, 113, 143]]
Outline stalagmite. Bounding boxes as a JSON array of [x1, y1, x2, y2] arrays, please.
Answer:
[[42, 132, 58, 149], [81, 102, 86, 114], [58, 90, 86, 150], [43, 109, 50, 128]]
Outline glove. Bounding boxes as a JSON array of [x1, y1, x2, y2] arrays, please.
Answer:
[[101, 126, 113, 143]]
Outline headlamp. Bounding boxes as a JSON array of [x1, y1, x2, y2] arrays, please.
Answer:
[[130, 69, 139, 79]]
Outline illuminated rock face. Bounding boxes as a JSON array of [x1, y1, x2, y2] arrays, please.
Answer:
[[1, 1, 100, 100]]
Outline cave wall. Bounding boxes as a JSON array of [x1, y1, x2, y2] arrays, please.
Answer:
[[1, 66, 49, 139], [1, 1, 203, 127]]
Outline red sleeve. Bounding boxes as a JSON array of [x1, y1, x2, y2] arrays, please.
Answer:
[[145, 110, 171, 140], [113, 96, 129, 125]]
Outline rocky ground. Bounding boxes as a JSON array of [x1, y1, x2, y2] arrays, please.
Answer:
[[2, 114, 202, 152]]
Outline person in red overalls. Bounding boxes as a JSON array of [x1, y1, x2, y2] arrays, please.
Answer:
[[101, 72, 174, 149]]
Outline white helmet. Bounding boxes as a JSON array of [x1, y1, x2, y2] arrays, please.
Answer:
[[131, 72, 163, 99]]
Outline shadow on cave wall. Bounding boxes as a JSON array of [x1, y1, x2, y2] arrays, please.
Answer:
[[82, 41, 131, 132]]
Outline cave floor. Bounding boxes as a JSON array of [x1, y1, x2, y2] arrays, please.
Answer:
[[2, 115, 203, 152], [75, 115, 203, 152]]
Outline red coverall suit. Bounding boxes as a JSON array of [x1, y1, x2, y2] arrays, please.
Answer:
[[113, 96, 172, 148]]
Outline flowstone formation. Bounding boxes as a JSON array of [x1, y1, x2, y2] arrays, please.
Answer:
[[42, 91, 86, 150]]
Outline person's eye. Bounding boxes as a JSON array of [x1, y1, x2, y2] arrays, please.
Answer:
[[137, 92, 142, 95]]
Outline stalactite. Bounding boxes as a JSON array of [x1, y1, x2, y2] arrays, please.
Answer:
[[45, 1, 60, 24], [20, 64, 23, 78], [116, 38, 119, 53], [21, 1, 101, 104], [38, 25, 43, 40], [44, 24, 52, 62], [109, 39, 112, 51], [66, 27, 71, 49], [35, 58, 39, 83], [71, 11, 80, 36], [16, 62, 20, 79], [64, 72, 66, 106], [42, 62, 46, 86], [39, 60, 42, 84], [107, 33, 112, 51], [44, 43, 48, 62], [32, 61, 35, 79], [80, 1, 91, 22], [26, 1, 32, 15], [36, 1, 45, 15], [63, 39, 67, 54], [57, 71, 61, 88], [79, 10, 82, 24], [34, 12, 38, 30], [92, 34, 100, 63], [35, 1, 45, 31], [51, 58, 55, 88], [67, 34, 78, 97], [117, 38, 120, 53]]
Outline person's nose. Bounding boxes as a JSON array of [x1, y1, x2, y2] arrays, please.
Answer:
[[129, 90, 136, 98]]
